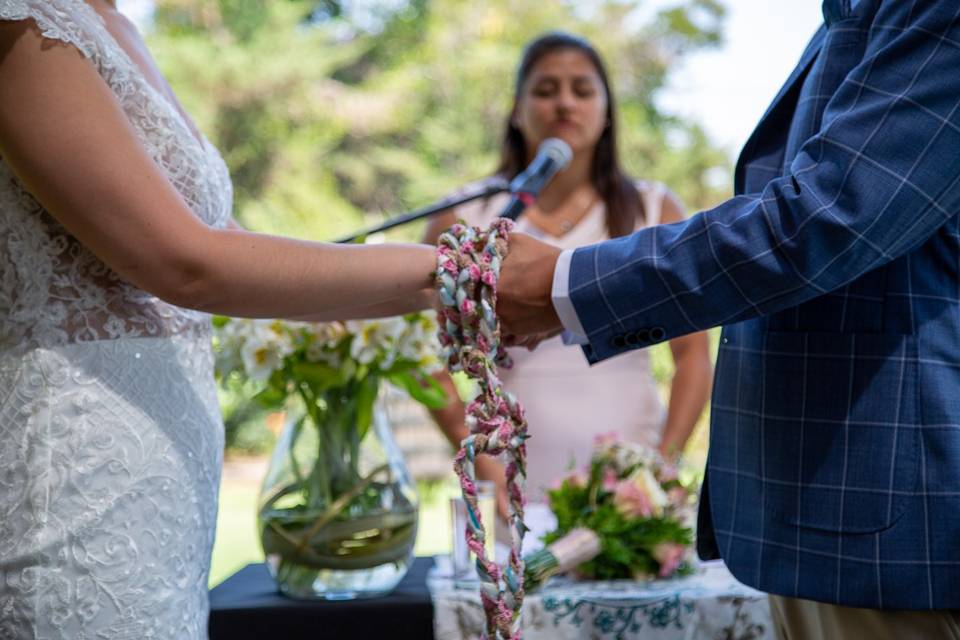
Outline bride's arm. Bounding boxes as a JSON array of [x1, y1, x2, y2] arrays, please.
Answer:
[[0, 21, 434, 319], [287, 288, 437, 322], [219, 218, 438, 320]]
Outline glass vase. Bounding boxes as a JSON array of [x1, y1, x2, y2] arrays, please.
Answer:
[[257, 379, 419, 600]]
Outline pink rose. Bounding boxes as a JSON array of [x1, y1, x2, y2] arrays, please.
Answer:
[[612, 478, 654, 518], [668, 486, 688, 506], [481, 270, 497, 286], [652, 542, 686, 578], [602, 469, 619, 493], [459, 299, 476, 315], [593, 431, 620, 448], [658, 463, 679, 483], [562, 470, 588, 489]]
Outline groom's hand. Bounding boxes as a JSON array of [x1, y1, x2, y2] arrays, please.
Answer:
[[498, 232, 563, 337]]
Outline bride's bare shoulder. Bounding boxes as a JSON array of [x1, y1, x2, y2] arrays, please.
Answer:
[[0, 16, 110, 152], [0, 13, 86, 60]]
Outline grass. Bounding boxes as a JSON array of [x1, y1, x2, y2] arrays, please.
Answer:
[[209, 469, 262, 586]]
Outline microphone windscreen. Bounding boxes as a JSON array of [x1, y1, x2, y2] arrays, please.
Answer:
[[538, 138, 573, 170]]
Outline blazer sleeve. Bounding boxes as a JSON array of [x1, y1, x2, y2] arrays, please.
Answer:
[[570, 1, 960, 363]]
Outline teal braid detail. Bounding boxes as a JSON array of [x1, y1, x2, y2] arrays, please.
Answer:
[[437, 219, 528, 640]]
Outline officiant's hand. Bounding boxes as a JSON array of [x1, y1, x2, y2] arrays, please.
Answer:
[[498, 232, 563, 337]]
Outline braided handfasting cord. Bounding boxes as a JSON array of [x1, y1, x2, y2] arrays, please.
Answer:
[[435, 218, 529, 640]]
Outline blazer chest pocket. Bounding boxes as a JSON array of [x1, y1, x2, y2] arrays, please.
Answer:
[[761, 331, 920, 533]]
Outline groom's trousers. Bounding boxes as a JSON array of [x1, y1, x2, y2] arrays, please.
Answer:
[[770, 595, 960, 640]]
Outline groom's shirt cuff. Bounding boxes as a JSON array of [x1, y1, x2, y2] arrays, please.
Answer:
[[551, 249, 588, 345]]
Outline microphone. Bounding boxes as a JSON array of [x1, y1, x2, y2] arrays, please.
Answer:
[[499, 137, 573, 220]]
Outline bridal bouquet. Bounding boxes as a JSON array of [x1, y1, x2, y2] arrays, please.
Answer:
[[538, 434, 697, 583], [213, 314, 447, 598]]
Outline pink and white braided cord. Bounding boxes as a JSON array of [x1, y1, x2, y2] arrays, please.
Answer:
[[436, 218, 528, 639]]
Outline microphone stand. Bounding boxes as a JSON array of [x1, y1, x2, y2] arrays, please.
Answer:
[[335, 179, 509, 243]]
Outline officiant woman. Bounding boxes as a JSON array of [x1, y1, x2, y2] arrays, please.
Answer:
[[422, 32, 713, 519]]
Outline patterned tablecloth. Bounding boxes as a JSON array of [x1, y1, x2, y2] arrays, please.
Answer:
[[428, 558, 772, 640]]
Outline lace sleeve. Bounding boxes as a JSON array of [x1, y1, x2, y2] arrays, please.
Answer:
[[0, 0, 99, 61], [0, 0, 230, 353]]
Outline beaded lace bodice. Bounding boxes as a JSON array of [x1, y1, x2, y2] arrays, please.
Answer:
[[0, 0, 232, 356]]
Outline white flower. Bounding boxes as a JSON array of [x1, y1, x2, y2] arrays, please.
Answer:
[[346, 320, 383, 365], [214, 319, 248, 377], [311, 321, 347, 348], [239, 320, 294, 381], [397, 312, 441, 366], [611, 445, 637, 474], [306, 339, 341, 368], [397, 333, 425, 363], [379, 317, 408, 341], [378, 317, 409, 368], [627, 467, 670, 515]]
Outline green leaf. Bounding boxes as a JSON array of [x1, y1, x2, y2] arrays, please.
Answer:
[[602, 536, 633, 566], [291, 361, 347, 392], [253, 384, 287, 410], [382, 360, 417, 376], [388, 371, 448, 409], [354, 375, 379, 442]]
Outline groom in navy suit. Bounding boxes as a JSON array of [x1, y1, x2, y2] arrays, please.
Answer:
[[498, 1, 960, 636]]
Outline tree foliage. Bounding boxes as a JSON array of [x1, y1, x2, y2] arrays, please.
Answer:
[[148, 0, 731, 243]]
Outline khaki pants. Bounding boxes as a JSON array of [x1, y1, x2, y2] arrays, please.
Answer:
[[770, 594, 960, 640]]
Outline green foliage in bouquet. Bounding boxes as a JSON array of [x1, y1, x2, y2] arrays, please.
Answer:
[[543, 436, 697, 581]]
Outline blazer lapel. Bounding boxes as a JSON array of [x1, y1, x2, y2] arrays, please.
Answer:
[[734, 25, 827, 194]]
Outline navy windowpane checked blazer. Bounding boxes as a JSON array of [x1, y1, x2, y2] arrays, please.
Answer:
[[568, 0, 960, 609]]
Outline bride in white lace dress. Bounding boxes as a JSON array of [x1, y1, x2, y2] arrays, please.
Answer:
[[0, 1, 436, 637]]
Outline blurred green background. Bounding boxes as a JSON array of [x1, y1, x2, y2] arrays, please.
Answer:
[[142, 0, 732, 586]]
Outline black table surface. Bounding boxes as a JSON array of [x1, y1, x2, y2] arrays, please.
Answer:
[[209, 556, 435, 639]]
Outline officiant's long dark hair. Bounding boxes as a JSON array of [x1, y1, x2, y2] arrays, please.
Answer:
[[497, 32, 643, 238]]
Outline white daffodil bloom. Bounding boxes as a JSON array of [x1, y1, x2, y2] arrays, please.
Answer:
[[346, 320, 383, 365], [240, 320, 294, 381]]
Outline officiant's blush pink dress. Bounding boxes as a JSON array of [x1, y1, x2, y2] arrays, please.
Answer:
[[455, 181, 670, 500]]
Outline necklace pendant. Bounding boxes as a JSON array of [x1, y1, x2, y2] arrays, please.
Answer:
[[559, 219, 573, 233]]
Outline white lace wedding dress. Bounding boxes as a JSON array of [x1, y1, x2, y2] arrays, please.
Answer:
[[0, 1, 232, 637]]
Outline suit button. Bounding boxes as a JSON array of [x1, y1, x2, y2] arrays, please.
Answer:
[[650, 326, 666, 342], [624, 332, 638, 346], [611, 335, 626, 348], [636, 328, 651, 344]]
